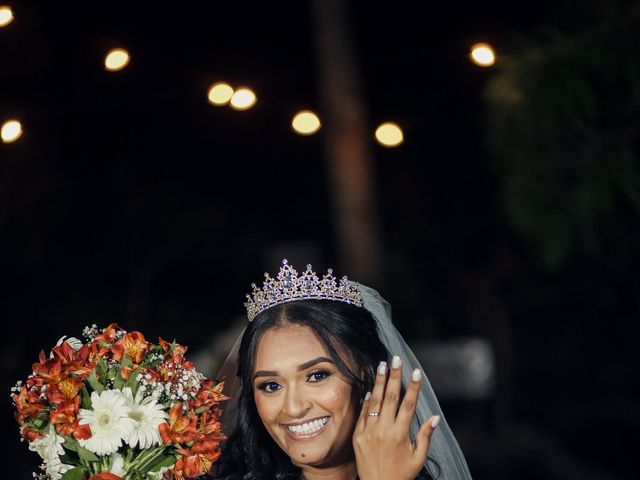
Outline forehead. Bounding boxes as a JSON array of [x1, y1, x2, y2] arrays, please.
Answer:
[[254, 324, 329, 370]]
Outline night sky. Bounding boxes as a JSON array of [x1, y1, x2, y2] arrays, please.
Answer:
[[2, 1, 637, 478]]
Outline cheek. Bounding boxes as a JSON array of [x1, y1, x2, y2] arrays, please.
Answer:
[[318, 383, 354, 415], [254, 393, 278, 425]]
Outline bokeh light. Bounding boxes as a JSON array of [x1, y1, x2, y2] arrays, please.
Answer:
[[207, 82, 234, 106], [104, 48, 130, 72], [1, 119, 23, 143], [229, 87, 257, 111], [470, 43, 496, 67], [291, 110, 321, 135], [0, 6, 13, 28], [375, 122, 404, 147]]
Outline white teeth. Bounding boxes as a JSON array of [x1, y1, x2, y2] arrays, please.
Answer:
[[287, 417, 329, 434]]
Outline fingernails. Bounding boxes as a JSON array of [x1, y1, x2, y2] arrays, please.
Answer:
[[431, 415, 441, 428], [364, 391, 371, 401], [377, 361, 387, 375], [411, 368, 422, 381], [391, 355, 402, 369]]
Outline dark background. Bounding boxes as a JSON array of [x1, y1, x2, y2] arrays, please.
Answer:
[[2, 1, 638, 478]]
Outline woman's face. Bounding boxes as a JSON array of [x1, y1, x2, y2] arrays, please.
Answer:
[[252, 323, 359, 468]]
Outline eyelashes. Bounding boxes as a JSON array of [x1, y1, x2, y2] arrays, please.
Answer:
[[255, 369, 334, 393]]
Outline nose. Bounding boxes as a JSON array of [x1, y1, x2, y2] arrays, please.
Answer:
[[282, 384, 311, 419]]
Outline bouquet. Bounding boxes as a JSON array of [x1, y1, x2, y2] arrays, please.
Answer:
[[11, 323, 228, 480]]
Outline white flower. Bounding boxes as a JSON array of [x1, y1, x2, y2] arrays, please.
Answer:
[[55, 336, 83, 351], [122, 387, 169, 449], [78, 389, 137, 455], [28, 425, 74, 480], [110, 452, 126, 476]]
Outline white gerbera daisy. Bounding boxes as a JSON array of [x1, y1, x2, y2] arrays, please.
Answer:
[[122, 387, 169, 449], [78, 389, 137, 455], [29, 425, 74, 480]]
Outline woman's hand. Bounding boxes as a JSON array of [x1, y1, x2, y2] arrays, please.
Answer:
[[353, 356, 440, 480]]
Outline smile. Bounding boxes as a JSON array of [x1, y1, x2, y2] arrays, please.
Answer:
[[285, 416, 329, 435]]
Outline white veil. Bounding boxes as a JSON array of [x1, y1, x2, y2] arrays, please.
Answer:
[[358, 284, 472, 479], [216, 284, 472, 479]]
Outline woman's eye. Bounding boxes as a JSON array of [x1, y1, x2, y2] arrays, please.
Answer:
[[307, 370, 331, 383], [258, 382, 281, 393]]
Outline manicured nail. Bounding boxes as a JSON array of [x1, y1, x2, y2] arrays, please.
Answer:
[[377, 361, 387, 375], [431, 415, 441, 428], [411, 368, 422, 381], [391, 355, 402, 369], [364, 391, 371, 401]]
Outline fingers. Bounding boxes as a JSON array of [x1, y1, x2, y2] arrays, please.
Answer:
[[379, 355, 403, 421], [395, 367, 423, 430], [413, 415, 440, 462], [365, 361, 388, 422], [355, 391, 372, 431]]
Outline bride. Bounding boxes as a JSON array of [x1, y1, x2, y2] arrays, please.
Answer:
[[213, 260, 472, 480]]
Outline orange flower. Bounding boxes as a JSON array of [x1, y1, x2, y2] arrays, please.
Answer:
[[94, 323, 125, 344], [173, 447, 221, 479], [158, 403, 197, 445], [193, 380, 228, 409], [31, 353, 63, 387], [47, 376, 83, 404], [90, 474, 123, 480], [21, 426, 45, 442], [159, 337, 188, 359], [112, 331, 148, 364], [50, 397, 81, 436], [13, 386, 47, 424]]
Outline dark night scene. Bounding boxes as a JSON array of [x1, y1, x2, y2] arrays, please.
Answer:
[[1, 1, 639, 479]]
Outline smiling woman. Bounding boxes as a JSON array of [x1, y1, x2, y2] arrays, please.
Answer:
[[212, 260, 472, 480]]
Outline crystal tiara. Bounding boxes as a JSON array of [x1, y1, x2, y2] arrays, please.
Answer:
[[244, 259, 363, 321]]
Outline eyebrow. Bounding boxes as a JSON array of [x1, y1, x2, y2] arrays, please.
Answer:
[[253, 356, 334, 381]]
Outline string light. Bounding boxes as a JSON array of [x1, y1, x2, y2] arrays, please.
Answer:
[[230, 87, 257, 111], [1, 119, 23, 143], [0, 5, 13, 28], [291, 110, 321, 135], [104, 48, 130, 72], [469, 43, 496, 67], [208, 82, 234, 106], [375, 122, 404, 147]]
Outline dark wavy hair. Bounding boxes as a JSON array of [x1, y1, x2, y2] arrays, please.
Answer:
[[213, 300, 435, 480]]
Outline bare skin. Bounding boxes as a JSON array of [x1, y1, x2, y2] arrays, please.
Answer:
[[252, 323, 438, 480]]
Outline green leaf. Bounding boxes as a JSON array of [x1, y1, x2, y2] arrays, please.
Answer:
[[80, 386, 92, 409], [86, 368, 104, 394], [121, 354, 134, 369], [61, 466, 86, 480], [146, 454, 177, 473], [124, 369, 140, 396], [62, 435, 80, 453], [77, 445, 100, 462]]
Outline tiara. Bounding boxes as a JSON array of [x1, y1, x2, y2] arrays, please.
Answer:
[[244, 259, 363, 321]]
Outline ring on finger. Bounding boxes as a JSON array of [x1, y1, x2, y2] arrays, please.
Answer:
[[368, 411, 380, 417]]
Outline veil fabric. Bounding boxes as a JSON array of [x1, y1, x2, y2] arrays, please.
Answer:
[[358, 285, 472, 479], [216, 284, 472, 479]]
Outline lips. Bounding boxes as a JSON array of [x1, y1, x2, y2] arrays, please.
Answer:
[[284, 416, 330, 439]]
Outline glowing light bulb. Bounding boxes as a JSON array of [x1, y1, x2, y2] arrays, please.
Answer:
[[470, 43, 496, 67], [375, 122, 404, 147], [208, 82, 234, 106], [230, 87, 257, 111], [0, 6, 14, 28], [1, 119, 23, 143], [104, 48, 130, 72], [292, 110, 321, 135]]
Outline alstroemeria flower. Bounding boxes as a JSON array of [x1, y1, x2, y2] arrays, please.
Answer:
[[46, 376, 84, 404], [193, 380, 228, 409], [112, 331, 148, 364], [173, 446, 220, 479], [49, 396, 90, 439], [13, 386, 47, 423], [158, 403, 197, 445]]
